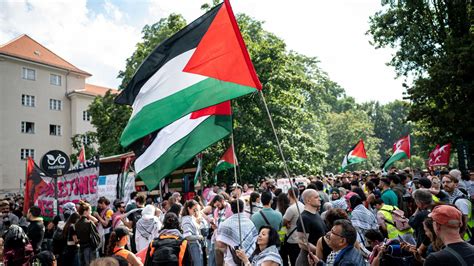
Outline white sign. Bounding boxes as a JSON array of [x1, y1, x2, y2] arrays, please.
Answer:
[[98, 174, 118, 202], [276, 177, 310, 193]]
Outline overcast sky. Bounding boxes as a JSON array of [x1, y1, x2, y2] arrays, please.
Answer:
[[0, 0, 404, 103]]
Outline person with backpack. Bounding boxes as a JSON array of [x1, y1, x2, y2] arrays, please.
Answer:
[[251, 191, 282, 232], [424, 205, 474, 265], [2, 224, 34, 266], [129, 194, 146, 253], [144, 212, 191, 266], [75, 201, 99, 266], [107, 226, 143, 266], [442, 174, 473, 241], [52, 202, 77, 266], [373, 198, 414, 243]]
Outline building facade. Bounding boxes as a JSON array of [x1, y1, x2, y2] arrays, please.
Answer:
[[0, 34, 116, 195]]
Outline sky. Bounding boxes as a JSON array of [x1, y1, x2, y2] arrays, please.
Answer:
[[0, 0, 404, 103]]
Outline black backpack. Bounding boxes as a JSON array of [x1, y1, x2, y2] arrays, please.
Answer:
[[145, 235, 184, 266]]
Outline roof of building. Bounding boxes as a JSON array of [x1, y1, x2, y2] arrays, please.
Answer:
[[0, 34, 91, 76], [70, 83, 119, 97]]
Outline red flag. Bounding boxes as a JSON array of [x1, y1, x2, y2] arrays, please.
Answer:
[[78, 144, 86, 163], [429, 143, 451, 166], [23, 157, 46, 215], [392, 135, 411, 158]]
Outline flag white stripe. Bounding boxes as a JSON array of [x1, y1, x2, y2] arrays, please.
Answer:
[[135, 113, 209, 173], [131, 49, 207, 119]]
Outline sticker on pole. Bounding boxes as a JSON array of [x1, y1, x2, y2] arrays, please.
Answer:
[[41, 150, 70, 176]]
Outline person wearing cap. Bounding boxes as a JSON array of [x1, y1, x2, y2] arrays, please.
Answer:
[[107, 226, 143, 266], [424, 205, 474, 265]]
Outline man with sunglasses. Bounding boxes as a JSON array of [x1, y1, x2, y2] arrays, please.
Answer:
[[307, 219, 365, 266]]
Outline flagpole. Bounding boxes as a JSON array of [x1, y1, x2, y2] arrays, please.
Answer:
[[230, 134, 243, 251], [258, 90, 310, 251], [200, 155, 204, 198]]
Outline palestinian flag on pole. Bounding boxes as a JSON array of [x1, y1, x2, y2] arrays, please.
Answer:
[[115, 0, 262, 148], [215, 144, 238, 174], [134, 101, 232, 190], [340, 139, 367, 172], [382, 135, 411, 170]]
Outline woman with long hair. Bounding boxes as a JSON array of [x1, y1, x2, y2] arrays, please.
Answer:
[[62, 212, 80, 266], [276, 193, 290, 216], [235, 225, 282, 266], [181, 200, 204, 266], [247, 192, 262, 216], [106, 226, 143, 266]]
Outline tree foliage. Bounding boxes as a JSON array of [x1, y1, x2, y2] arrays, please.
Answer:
[[368, 0, 474, 159], [88, 91, 131, 156]]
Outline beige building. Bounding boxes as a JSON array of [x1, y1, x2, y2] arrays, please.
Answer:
[[0, 34, 117, 195]]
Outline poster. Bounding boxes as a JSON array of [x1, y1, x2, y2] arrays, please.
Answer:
[[25, 159, 100, 218], [97, 174, 118, 203], [276, 177, 310, 193]]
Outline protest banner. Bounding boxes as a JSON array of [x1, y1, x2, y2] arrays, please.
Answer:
[[276, 177, 310, 193], [25, 158, 100, 218]]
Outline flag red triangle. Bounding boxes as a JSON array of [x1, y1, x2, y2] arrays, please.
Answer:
[[221, 144, 238, 165], [183, 1, 262, 90], [351, 139, 367, 159], [393, 135, 411, 158], [191, 101, 232, 119]]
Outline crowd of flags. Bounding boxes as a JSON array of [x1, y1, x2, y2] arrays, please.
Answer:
[[340, 135, 452, 172]]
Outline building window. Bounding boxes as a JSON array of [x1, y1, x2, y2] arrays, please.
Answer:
[[82, 111, 91, 121], [82, 135, 90, 145], [22, 67, 36, 80], [21, 121, 35, 134], [21, 94, 35, 107], [49, 99, 62, 111], [20, 149, 35, 160], [50, 124, 61, 136], [50, 74, 61, 86]]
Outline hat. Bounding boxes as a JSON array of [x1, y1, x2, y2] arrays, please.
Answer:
[[344, 192, 357, 201], [172, 192, 181, 198], [141, 204, 156, 219], [449, 169, 462, 181], [62, 202, 76, 215], [429, 205, 462, 228], [231, 183, 242, 190], [114, 226, 132, 239], [418, 178, 432, 189]]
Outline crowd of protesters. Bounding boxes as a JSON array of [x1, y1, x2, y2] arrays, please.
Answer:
[[1, 167, 474, 265]]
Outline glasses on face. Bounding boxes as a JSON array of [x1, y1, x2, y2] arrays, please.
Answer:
[[327, 229, 344, 239]]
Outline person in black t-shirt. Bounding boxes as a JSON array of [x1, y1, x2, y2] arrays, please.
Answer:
[[296, 189, 327, 266], [409, 189, 433, 253], [27, 205, 45, 254], [424, 205, 474, 265]]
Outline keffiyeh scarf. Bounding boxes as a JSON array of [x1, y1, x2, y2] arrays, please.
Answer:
[[251, 245, 282, 266], [216, 213, 258, 256]]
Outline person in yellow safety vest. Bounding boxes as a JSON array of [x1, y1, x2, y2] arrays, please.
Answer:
[[373, 198, 415, 243]]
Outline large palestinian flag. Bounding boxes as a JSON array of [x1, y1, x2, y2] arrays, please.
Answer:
[[116, 0, 262, 148], [382, 135, 411, 170], [215, 144, 238, 174], [340, 139, 367, 172], [134, 101, 232, 190]]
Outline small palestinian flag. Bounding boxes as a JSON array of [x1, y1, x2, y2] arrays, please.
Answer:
[[134, 101, 232, 190], [215, 144, 238, 174], [116, 0, 262, 148], [340, 139, 367, 172], [382, 135, 411, 170]]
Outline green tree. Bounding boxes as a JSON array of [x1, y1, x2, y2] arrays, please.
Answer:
[[70, 132, 98, 164], [324, 109, 382, 173], [88, 91, 131, 156], [368, 1, 474, 167]]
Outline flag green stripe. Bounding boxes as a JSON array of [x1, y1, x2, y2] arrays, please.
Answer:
[[348, 157, 367, 164], [215, 161, 234, 173], [121, 78, 256, 147], [383, 152, 408, 170], [137, 115, 232, 190]]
